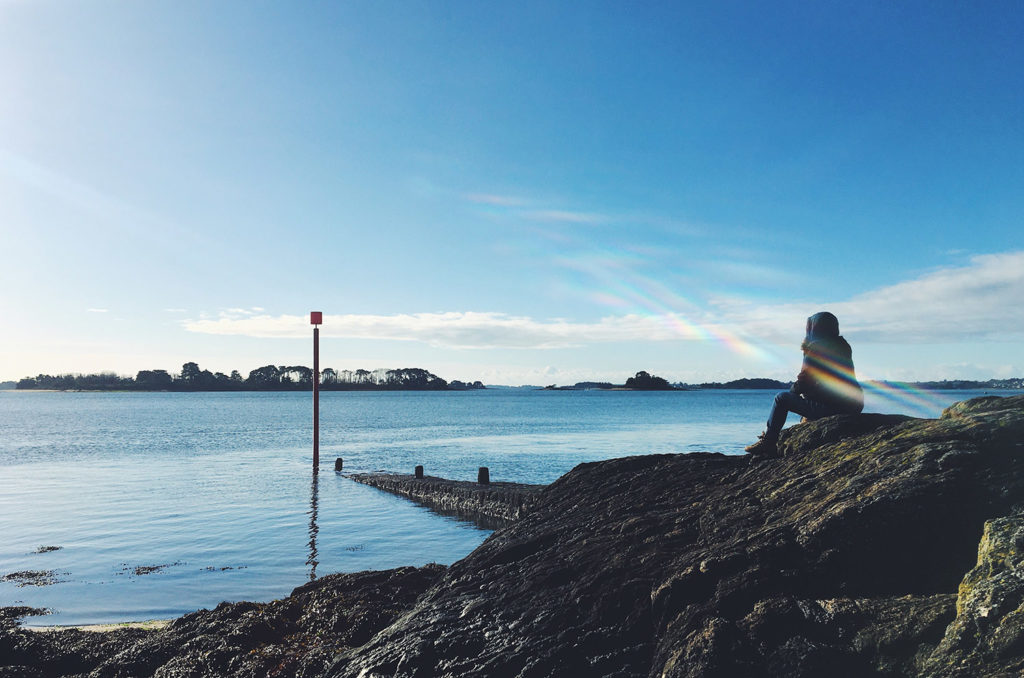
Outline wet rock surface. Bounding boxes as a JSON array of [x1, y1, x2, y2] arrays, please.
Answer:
[[1, 566, 443, 677], [1, 607, 51, 626], [5, 394, 1024, 677]]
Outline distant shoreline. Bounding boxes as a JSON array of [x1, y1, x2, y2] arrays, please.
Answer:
[[6, 368, 1024, 394], [6, 384, 1024, 393], [11, 365, 484, 393], [545, 378, 1024, 392]]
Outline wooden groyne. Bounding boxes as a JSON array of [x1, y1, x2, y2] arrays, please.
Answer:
[[349, 472, 546, 529]]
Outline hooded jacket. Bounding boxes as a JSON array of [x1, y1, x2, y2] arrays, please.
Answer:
[[791, 312, 864, 414]]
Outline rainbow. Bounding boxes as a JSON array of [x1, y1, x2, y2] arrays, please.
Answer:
[[859, 379, 954, 418], [553, 249, 783, 365], [794, 347, 953, 418]]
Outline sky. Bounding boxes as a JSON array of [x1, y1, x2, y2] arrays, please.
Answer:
[[1, 1, 1022, 386]]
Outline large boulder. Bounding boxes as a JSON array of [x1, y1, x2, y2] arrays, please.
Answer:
[[331, 395, 1024, 677], [922, 514, 1024, 676]]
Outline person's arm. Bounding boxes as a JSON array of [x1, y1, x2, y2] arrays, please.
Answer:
[[791, 353, 813, 394]]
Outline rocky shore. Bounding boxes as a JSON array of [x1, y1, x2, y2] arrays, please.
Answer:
[[4, 394, 1024, 677]]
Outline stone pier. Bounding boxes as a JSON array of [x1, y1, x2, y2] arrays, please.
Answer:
[[349, 473, 545, 529]]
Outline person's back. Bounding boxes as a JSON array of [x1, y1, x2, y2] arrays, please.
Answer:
[[794, 313, 864, 414], [745, 311, 863, 456]]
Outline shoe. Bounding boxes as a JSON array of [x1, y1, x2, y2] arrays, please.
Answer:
[[744, 433, 777, 456]]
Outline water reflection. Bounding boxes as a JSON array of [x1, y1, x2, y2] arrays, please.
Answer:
[[306, 472, 319, 581]]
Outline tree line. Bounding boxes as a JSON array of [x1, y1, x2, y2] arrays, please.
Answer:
[[16, 363, 485, 392], [545, 371, 677, 390]]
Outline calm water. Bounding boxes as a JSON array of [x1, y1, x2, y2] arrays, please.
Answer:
[[0, 387, 1014, 625]]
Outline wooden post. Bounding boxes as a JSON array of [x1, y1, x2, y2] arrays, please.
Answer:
[[415, 465, 424, 479], [478, 467, 490, 484], [311, 311, 322, 472], [334, 457, 343, 471]]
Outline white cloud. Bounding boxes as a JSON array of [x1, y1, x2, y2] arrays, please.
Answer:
[[184, 311, 706, 348], [727, 251, 1024, 343], [183, 251, 1024, 350], [839, 251, 1024, 341], [87, 308, 108, 313]]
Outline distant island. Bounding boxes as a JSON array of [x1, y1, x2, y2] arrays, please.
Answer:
[[13, 363, 485, 392], [547, 372, 789, 391], [546, 372, 1024, 392], [546, 371, 682, 391]]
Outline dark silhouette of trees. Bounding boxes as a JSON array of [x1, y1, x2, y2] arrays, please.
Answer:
[[279, 366, 312, 385], [180, 362, 202, 384], [381, 368, 447, 390], [17, 372, 130, 391], [449, 380, 486, 390], [246, 365, 281, 387], [692, 378, 791, 390], [176, 362, 222, 390], [624, 371, 674, 390], [136, 369, 173, 389], [15, 363, 477, 392], [325, 368, 448, 390]]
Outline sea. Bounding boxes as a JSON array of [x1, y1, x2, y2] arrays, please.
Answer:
[[0, 387, 1017, 625]]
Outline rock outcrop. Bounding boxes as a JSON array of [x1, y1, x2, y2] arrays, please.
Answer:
[[3, 394, 1024, 677], [332, 395, 1024, 677]]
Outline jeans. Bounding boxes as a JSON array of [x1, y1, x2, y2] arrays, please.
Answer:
[[765, 391, 841, 442]]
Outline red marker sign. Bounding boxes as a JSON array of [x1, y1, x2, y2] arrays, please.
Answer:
[[310, 311, 322, 325]]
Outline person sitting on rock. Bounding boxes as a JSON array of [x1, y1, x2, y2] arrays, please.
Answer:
[[745, 311, 864, 456]]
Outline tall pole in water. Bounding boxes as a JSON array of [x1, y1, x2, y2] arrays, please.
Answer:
[[311, 311, 322, 472]]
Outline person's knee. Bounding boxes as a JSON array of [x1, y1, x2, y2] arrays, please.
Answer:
[[774, 391, 793, 407]]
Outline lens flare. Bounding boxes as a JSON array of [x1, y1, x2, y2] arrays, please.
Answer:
[[554, 248, 784, 366], [860, 380, 954, 418], [797, 347, 953, 418]]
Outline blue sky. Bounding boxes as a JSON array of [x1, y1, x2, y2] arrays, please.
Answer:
[[1, 1, 1022, 386]]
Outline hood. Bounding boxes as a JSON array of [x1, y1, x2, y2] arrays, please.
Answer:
[[806, 311, 840, 339]]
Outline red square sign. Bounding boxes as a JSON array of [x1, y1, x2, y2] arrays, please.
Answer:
[[310, 311, 323, 325]]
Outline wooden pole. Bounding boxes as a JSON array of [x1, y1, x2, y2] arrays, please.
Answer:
[[312, 317, 320, 472]]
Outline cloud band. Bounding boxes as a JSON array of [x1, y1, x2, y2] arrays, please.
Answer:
[[183, 251, 1024, 349]]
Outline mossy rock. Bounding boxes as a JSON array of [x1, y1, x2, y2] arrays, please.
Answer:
[[922, 515, 1024, 677]]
